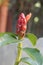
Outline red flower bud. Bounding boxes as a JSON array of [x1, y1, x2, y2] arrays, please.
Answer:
[[16, 13, 32, 38]]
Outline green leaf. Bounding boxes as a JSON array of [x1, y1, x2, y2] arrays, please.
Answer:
[[42, 56, 43, 65], [0, 33, 21, 46], [21, 57, 38, 65], [25, 33, 37, 46], [0, 33, 17, 39], [23, 48, 42, 65]]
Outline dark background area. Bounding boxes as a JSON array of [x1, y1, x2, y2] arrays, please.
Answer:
[[8, 0, 43, 38]]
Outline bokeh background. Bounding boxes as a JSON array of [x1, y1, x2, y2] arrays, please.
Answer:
[[8, 0, 43, 38]]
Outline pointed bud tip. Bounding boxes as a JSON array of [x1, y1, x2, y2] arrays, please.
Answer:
[[26, 13, 32, 22], [19, 13, 25, 19], [29, 12, 32, 16]]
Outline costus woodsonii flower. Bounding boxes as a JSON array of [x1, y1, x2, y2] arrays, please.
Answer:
[[16, 13, 32, 38]]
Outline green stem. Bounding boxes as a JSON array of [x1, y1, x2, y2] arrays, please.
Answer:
[[14, 43, 22, 65]]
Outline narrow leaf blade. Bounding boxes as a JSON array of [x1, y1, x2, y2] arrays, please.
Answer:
[[25, 33, 37, 46], [0, 33, 21, 46], [21, 57, 38, 65], [23, 48, 42, 65]]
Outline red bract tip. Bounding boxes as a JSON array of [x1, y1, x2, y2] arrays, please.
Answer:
[[16, 13, 32, 38], [26, 13, 32, 22], [19, 13, 25, 19], [18, 13, 27, 25]]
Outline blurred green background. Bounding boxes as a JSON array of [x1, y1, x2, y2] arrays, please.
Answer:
[[8, 0, 43, 38]]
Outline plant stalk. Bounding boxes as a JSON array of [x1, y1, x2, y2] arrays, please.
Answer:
[[14, 43, 22, 65]]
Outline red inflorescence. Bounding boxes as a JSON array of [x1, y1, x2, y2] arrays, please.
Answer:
[[16, 13, 32, 37]]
